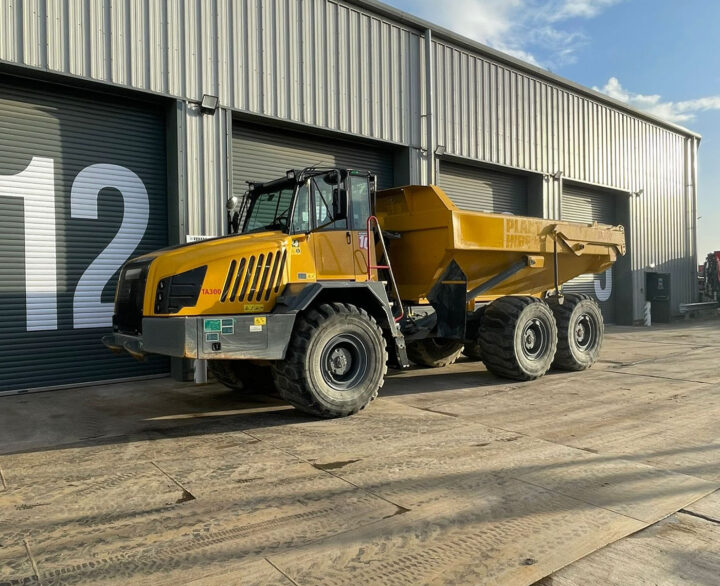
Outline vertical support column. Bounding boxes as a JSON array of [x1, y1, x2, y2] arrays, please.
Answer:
[[166, 100, 187, 246], [424, 29, 435, 185], [167, 100, 192, 382], [222, 108, 233, 235], [690, 136, 699, 302]]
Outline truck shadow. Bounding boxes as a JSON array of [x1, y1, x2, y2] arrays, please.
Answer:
[[0, 364, 532, 456]]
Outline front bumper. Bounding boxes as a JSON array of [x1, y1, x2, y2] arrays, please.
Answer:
[[103, 314, 295, 360]]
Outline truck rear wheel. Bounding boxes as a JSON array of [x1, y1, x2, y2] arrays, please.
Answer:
[[208, 360, 275, 392], [272, 303, 387, 418], [547, 294, 604, 371], [407, 338, 464, 367], [479, 296, 557, 381]]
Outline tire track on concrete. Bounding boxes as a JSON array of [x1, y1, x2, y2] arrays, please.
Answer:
[[4, 506, 339, 585]]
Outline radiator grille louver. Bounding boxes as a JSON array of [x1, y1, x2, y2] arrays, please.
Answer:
[[220, 260, 236, 302], [238, 256, 255, 301], [229, 258, 246, 301], [222, 249, 287, 304], [274, 250, 287, 293]]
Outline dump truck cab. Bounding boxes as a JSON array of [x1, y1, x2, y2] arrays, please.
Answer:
[[229, 167, 377, 281], [105, 167, 625, 419]]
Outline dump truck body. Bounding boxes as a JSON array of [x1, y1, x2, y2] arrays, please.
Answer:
[[376, 185, 625, 303], [104, 167, 626, 418]]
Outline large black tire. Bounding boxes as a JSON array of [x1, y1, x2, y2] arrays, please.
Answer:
[[547, 294, 604, 371], [407, 338, 464, 367], [272, 303, 387, 418], [208, 360, 275, 392], [479, 296, 557, 381]]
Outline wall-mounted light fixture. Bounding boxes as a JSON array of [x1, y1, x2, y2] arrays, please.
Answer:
[[434, 145, 446, 156], [200, 94, 219, 114], [553, 170, 563, 180], [633, 188, 644, 197]]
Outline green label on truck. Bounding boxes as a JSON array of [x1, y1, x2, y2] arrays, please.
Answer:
[[204, 319, 221, 332]]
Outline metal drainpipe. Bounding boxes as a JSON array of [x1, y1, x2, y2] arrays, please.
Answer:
[[691, 137, 699, 300], [425, 29, 435, 185], [557, 175, 563, 220]]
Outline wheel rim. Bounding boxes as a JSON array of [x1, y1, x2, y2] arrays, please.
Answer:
[[320, 333, 368, 391], [521, 317, 550, 360], [574, 312, 599, 351]]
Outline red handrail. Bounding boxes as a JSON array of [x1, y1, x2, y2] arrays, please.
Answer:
[[365, 215, 404, 322]]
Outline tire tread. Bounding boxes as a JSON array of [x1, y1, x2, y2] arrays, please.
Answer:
[[272, 303, 387, 418]]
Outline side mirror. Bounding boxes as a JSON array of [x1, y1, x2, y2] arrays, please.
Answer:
[[332, 188, 348, 221], [226, 195, 239, 212], [226, 196, 241, 234]]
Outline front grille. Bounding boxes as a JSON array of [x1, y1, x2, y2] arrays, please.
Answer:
[[114, 260, 152, 334], [155, 266, 207, 314], [221, 249, 286, 304]]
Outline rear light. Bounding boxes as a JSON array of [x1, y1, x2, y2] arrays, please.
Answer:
[[155, 266, 207, 314]]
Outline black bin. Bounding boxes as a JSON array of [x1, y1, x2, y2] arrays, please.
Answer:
[[646, 272, 671, 323]]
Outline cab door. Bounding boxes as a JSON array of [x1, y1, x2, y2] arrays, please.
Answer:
[[310, 173, 355, 280], [348, 173, 373, 280]]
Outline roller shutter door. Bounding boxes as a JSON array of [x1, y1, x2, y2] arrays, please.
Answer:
[[438, 161, 528, 215], [0, 77, 168, 393], [561, 184, 616, 323], [232, 123, 395, 195]]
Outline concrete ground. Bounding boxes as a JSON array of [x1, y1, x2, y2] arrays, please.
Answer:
[[0, 321, 719, 585]]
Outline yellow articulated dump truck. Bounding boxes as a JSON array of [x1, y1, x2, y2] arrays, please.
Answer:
[[103, 167, 625, 418]]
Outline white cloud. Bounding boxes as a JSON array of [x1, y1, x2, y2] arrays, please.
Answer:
[[545, 0, 624, 21], [393, 0, 625, 68], [593, 77, 720, 123]]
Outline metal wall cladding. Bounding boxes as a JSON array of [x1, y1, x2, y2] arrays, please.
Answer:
[[432, 38, 696, 320], [180, 102, 231, 237], [1, 0, 422, 146], [0, 76, 169, 393], [231, 123, 396, 199]]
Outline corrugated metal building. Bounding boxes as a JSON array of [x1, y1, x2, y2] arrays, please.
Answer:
[[0, 0, 699, 394]]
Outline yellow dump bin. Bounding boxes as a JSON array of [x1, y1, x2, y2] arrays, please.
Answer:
[[376, 185, 626, 303]]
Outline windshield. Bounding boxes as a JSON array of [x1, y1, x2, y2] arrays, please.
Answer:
[[242, 183, 295, 233]]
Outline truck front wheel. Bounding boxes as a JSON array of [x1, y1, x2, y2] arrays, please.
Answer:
[[479, 296, 557, 381], [547, 294, 604, 371], [272, 303, 388, 418]]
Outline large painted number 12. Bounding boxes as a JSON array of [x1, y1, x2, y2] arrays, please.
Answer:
[[0, 157, 149, 331], [71, 164, 149, 328]]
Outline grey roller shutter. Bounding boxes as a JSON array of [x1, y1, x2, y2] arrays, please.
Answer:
[[561, 184, 616, 323], [438, 161, 528, 215], [232, 123, 395, 196], [0, 76, 168, 393]]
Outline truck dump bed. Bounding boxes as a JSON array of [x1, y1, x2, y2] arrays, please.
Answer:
[[376, 185, 626, 303]]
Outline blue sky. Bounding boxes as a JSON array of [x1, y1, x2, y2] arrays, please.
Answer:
[[385, 0, 720, 262]]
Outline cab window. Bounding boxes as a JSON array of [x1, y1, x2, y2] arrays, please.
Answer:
[[243, 187, 294, 233], [349, 175, 370, 230], [290, 182, 310, 233], [311, 173, 347, 230]]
